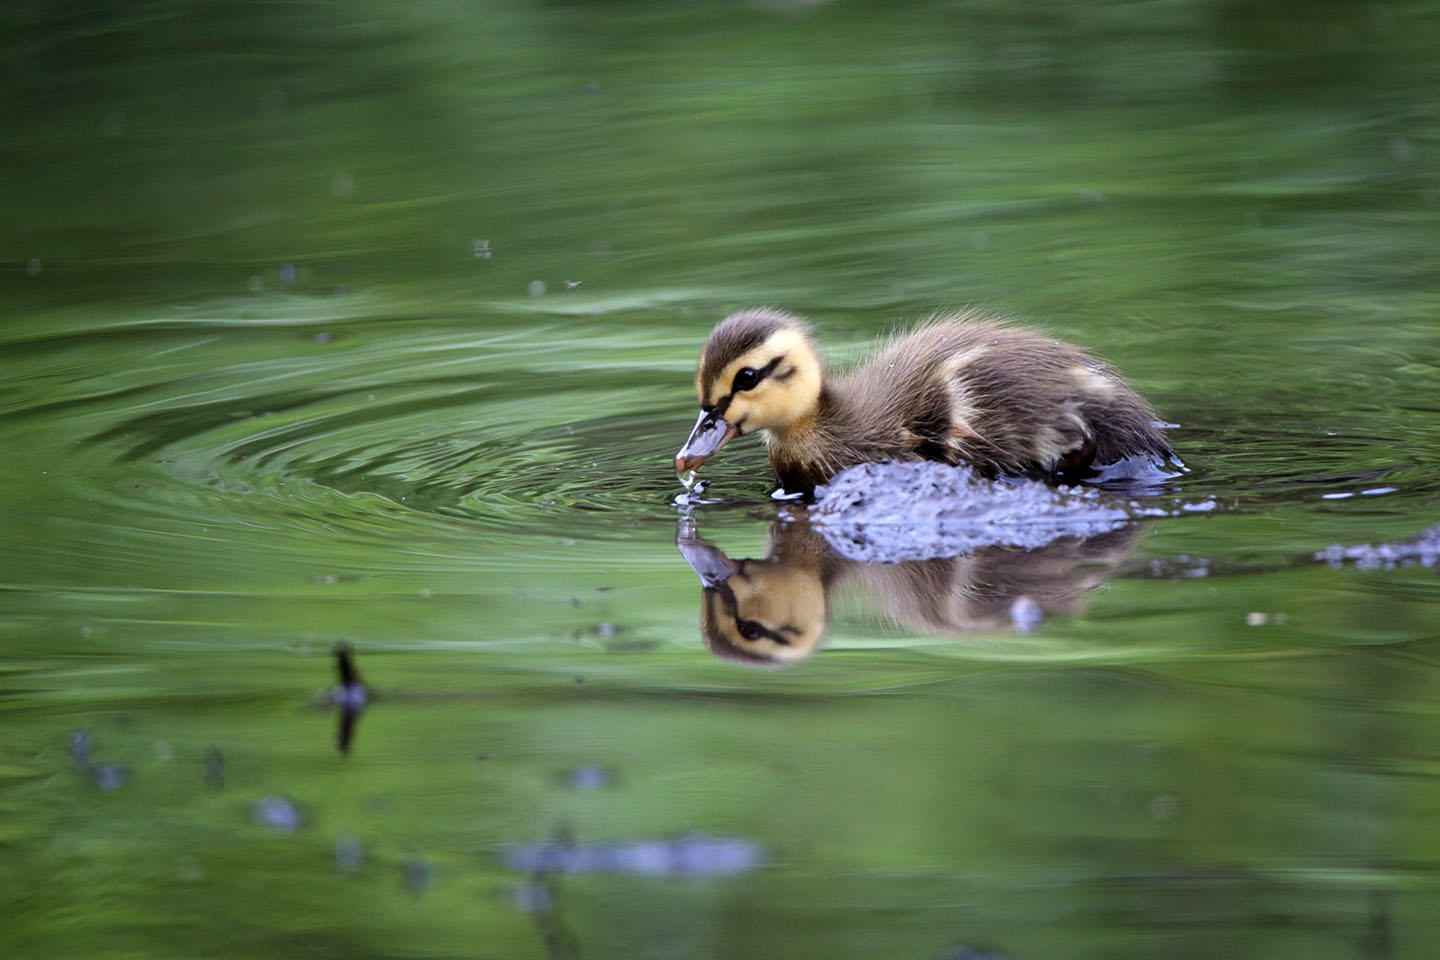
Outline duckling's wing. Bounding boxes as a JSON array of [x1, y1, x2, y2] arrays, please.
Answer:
[[963, 338, 1171, 475], [909, 319, 1169, 476]]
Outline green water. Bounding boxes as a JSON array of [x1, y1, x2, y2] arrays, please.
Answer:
[[4, 1, 1440, 957]]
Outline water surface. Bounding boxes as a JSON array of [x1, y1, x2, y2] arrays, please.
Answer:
[[4, 2, 1440, 958]]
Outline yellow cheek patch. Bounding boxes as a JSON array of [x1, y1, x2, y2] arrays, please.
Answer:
[[724, 397, 756, 431]]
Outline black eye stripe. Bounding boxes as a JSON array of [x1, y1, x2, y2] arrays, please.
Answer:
[[731, 355, 783, 392]]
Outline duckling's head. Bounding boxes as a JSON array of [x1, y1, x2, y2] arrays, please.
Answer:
[[677, 528, 827, 666], [675, 308, 823, 474], [699, 559, 827, 666]]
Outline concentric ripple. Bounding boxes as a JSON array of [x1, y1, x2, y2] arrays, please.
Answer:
[[4, 306, 721, 542]]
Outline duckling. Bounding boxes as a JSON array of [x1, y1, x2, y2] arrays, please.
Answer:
[[675, 307, 1177, 494]]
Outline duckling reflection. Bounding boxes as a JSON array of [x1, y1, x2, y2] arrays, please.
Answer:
[[678, 519, 1142, 666]]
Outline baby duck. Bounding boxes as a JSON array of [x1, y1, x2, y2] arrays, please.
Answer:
[[675, 307, 1176, 494]]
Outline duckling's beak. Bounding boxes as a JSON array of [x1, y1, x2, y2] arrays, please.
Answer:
[[675, 409, 738, 473]]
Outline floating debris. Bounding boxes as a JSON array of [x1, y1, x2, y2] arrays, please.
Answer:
[[1315, 524, 1440, 570], [505, 832, 764, 877], [69, 729, 130, 789]]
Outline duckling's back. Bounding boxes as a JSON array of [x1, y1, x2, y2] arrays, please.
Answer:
[[837, 314, 1173, 480]]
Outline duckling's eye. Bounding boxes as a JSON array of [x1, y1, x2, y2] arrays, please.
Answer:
[[737, 619, 768, 641], [732, 367, 761, 391]]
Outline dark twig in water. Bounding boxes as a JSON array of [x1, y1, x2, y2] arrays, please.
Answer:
[[332, 642, 368, 756]]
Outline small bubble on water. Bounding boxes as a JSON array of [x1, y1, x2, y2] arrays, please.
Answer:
[[313, 332, 332, 344], [472, 238, 492, 258], [26, 258, 42, 277], [527, 280, 547, 297], [91, 764, 131, 790], [70, 730, 92, 764], [596, 622, 616, 638], [330, 171, 355, 198], [279, 263, 297, 285], [403, 859, 436, 894], [252, 795, 302, 833], [247, 275, 264, 293], [565, 766, 613, 790]]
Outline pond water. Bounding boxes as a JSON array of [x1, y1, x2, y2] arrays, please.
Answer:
[[4, 1, 1440, 958]]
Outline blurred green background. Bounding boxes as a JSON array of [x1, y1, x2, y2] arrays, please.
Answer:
[[2, 1, 1439, 958]]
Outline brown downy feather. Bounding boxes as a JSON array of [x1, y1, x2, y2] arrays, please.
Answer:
[[763, 315, 1172, 492]]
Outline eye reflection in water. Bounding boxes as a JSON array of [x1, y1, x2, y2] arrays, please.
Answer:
[[677, 517, 1143, 666]]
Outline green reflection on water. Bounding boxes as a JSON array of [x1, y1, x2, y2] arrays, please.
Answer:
[[3, 0, 1440, 957]]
